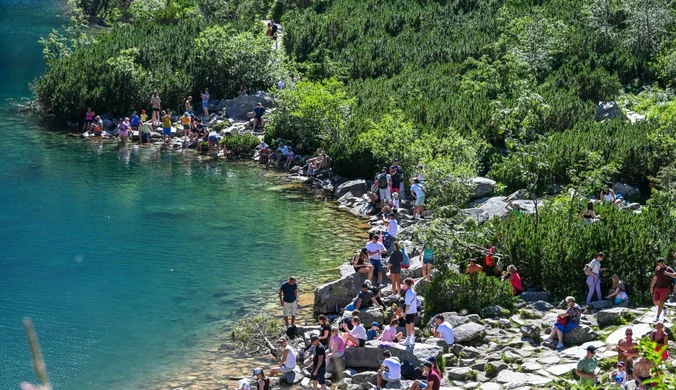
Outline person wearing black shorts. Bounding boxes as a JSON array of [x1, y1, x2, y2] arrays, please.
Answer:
[[401, 278, 418, 346], [310, 336, 326, 390]]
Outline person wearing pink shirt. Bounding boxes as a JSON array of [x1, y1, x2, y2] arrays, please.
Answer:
[[503, 264, 523, 295]]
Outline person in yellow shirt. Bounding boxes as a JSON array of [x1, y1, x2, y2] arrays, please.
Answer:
[[140, 110, 148, 123], [180, 112, 192, 141], [162, 111, 172, 144]]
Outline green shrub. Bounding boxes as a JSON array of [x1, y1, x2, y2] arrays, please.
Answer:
[[425, 272, 516, 317], [222, 135, 260, 155]]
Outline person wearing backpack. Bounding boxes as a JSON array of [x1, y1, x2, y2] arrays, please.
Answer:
[[253, 368, 270, 390], [375, 167, 392, 210], [410, 178, 425, 219], [390, 158, 405, 200], [585, 252, 608, 306]]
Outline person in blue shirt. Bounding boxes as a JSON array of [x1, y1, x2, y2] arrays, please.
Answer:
[[279, 276, 298, 327], [253, 103, 265, 129], [130, 111, 140, 131], [367, 322, 380, 341]]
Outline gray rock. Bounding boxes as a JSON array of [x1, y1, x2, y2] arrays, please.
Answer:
[[589, 300, 613, 310], [351, 371, 377, 385], [447, 367, 475, 381], [314, 271, 373, 314], [471, 177, 497, 198], [337, 191, 355, 205], [520, 325, 541, 340], [342, 342, 442, 370], [454, 322, 486, 344], [337, 378, 352, 390], [350, 202, 378, 217], [563, 325, 599, 346], [481, 305, 507, 318], [612, 182, 640, 199], [626, 110, 646, 123], [597, 307, 629, 328], [528, 301, 554, 312], [595, 101, 625, 122], [336, 180, 369, 199], [219, 94, 273, 121], [519, 291, 550, 303], [426, 313, 470, 329], [344, 306, 384, 328]]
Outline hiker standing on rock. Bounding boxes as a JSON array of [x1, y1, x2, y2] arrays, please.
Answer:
[[389, 158, 404, 199], [279, 276, 298, 327], [650, 257, 674, 322], [366, 233, 387, 287], [375, 167, 392, 210], [388, 242, 403, 297], [401, 278, 417, 346], [201, 88, 210, 118], [586, 252, 608, 306], [150, 90, 161, 125], [650, 321, 670, 361]]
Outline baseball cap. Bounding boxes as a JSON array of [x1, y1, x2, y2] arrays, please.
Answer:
[[657, 257, 665, 264], [365, 280, 372, 286], [586, 345, 597, 353], [361, 283, 369, 288], [426, 356, 437, 364], [253, 368, 264, 375], [310, 335, 319, 342], [392, 192, 399, 198], [617, 361, 625, 367], [372, 322, 379, 328]]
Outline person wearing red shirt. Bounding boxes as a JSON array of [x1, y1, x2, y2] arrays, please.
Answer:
[[650, 258, 675, 322]]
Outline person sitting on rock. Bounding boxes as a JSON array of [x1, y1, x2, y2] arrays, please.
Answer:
[[544, 296, 581, 350], [381, 192, 399, 215], [615, 327, 638, 370], [375, 350, 401, 390], [273, 142, 290, 166], [340, 310, 360, 332], [269, 337, 297, 378], [606, 274, 629, 305], [380, 318, 403, 343], [432, 314, 454, 345], [466, 258, 483, 275], [650, 321, 670, 361], [409, 361, 440, 390], [581, 201, 602, 224], [342, 317, 367, 347], [284, 146, 295, 170], [258, 142, 270, 165], [367, 322, 380, 341], [600, 186, 621, 205], [253, 103, 265, 130], [326, 327, 345, 366], [364, 280, 386, 307], [352, 248, 374, 282], [253, 368, 270, 390], [609, 361, 628, 388], [354, 283, 381, 310]]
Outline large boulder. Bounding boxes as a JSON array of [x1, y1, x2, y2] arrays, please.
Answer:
[[470, 177, 497, 198], [314, 272, 372, 314], [611, 182, 640, 200], [597, 307, 629, 328], [341, 341, 442, 371], [350, 372, 377, 385], [563, 325, 599, 346], [336, 180, 369, 199], [589, 300, 614, 310], [218, 94, 273, 121], [519, 291, 550, 303], [595, 101, 624, 122], [344, 306, 384, 327], [453, 322, 486, 345], [349, 201, 378, 217]]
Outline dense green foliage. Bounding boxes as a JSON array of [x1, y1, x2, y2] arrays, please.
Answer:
[[425, 272, 516, 316], [222, 134, 259, 155]]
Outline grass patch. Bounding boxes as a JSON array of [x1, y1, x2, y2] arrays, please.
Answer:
[[485, 363, 498, 378], [518, 309, 542, 319]]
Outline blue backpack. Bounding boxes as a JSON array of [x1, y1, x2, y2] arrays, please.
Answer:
[[402, 248, 410, 268]]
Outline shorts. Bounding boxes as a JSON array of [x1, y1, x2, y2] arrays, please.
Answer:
[[370, 258, 383, 273], [415, 195, 425, 206], [418, 381, 428, 389], [208, 135, 217, 144], [636, 377, 652, 389], [554, 322, 579, 334], [357, 338, 365, 347], [131, 125, 138, 130], [283, 301, 297, 316], [390, 267, 401, 274], [152, 107, 160, 112], [202, 101, 208, 107], [142, 133, 151, 142], [423, 257, 435, 265], [382, 372, 399, 382], [279, 364, 294, 374], [378, 188, 392, 201], [311, 367, 326, 384], [119, 130, 128, 137], [85, 119, 92, 124], [405, 314, 416, 324], [653, 287, 669, 302], [163, 128, 172, 136], [183, 125, 190, 130]]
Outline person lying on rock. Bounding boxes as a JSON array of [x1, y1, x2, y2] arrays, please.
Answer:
[[544, 296, 581, 350]]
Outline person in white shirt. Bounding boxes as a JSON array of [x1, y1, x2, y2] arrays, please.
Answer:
[[278, 78, 285, 89], [383, 213, 398, 252], [401, 278, 418, 346], [269, 337, 297, 377], [410, 178, 425, 219], [432, 314, 454, 345], [376, 350, 401, 390], [365, 234, 387, 286], [342, 317, 367, 347]]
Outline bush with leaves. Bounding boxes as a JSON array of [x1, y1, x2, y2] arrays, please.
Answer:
[[222, 134, 260, 156], [425, 271, 516, 318]]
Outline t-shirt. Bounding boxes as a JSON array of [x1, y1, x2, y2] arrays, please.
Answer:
[[162, 116, 171, 128], [181, 116, 191, 125], [366, 241, 386, 260], [377, 173, 391, 189], [280, 282, 297, 303], [202, 93, 210, 103], [330, 335, 345, 354], [577, 356, 598, 386], [283, 344, 297, 369], [404, 288, 417, 315], [382, 358, 401, 380], [567, 304, 582, 324], [140, 113, 148, 122], [253, 106, 265, 117], [350, 324, 366, 340], [426, 370, 441, 390], [655, 266, 675, 288], [319, 324, 331, 346], [390, 165, 403, 186], [312, 344, 326, 370], [131, 115, 140, 126], [411, 183, 425, 197], [278, 146, 289, 156], [151, 96, 161, 108], [381, 325, 398, 342], [366, 329, 378, 341], [387, 219, 399, 238], [389, 251, 402, 271], [436, 322, 454, 344], [510, 272, 523, 294], [357, 290, 374, 309], [140, 124, 151, 134], [589, 259, 601, 275], [278, 81, 285, 89]]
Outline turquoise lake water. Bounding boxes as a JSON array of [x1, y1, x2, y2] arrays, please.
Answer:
[[0, 2, 364, 388]]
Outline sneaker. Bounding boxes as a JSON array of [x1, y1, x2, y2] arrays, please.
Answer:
[[556, 343, 565, 350], [655, 315, 660, 322], [543, 337, 553, 343], [388, 294, 397, 299]]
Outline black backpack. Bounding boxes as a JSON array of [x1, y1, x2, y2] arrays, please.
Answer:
[[286, 324, 298, 339], [261, 378, 271, 390], [377, 174, 389, 189], [623, 282, 632, 297], [401, 360, 416, 380]]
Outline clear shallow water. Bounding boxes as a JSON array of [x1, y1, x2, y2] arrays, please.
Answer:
[[0, 2, 365, 388]]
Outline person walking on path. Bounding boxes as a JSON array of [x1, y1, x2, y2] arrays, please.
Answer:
[[410, 178, 425, 219], [279, 276, 298, 328], [586, 252, 608, 305], [576, 345, 599, 387], [651, 257, 675, 322], [366, 234, 387, 287], [401, 278, 418, 346], [422, 242, 434, 281], [151, 90, 161, 125], [309, 335, 326, 390], [201, 89, 210, 118], [388, 242, 403, 297]]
